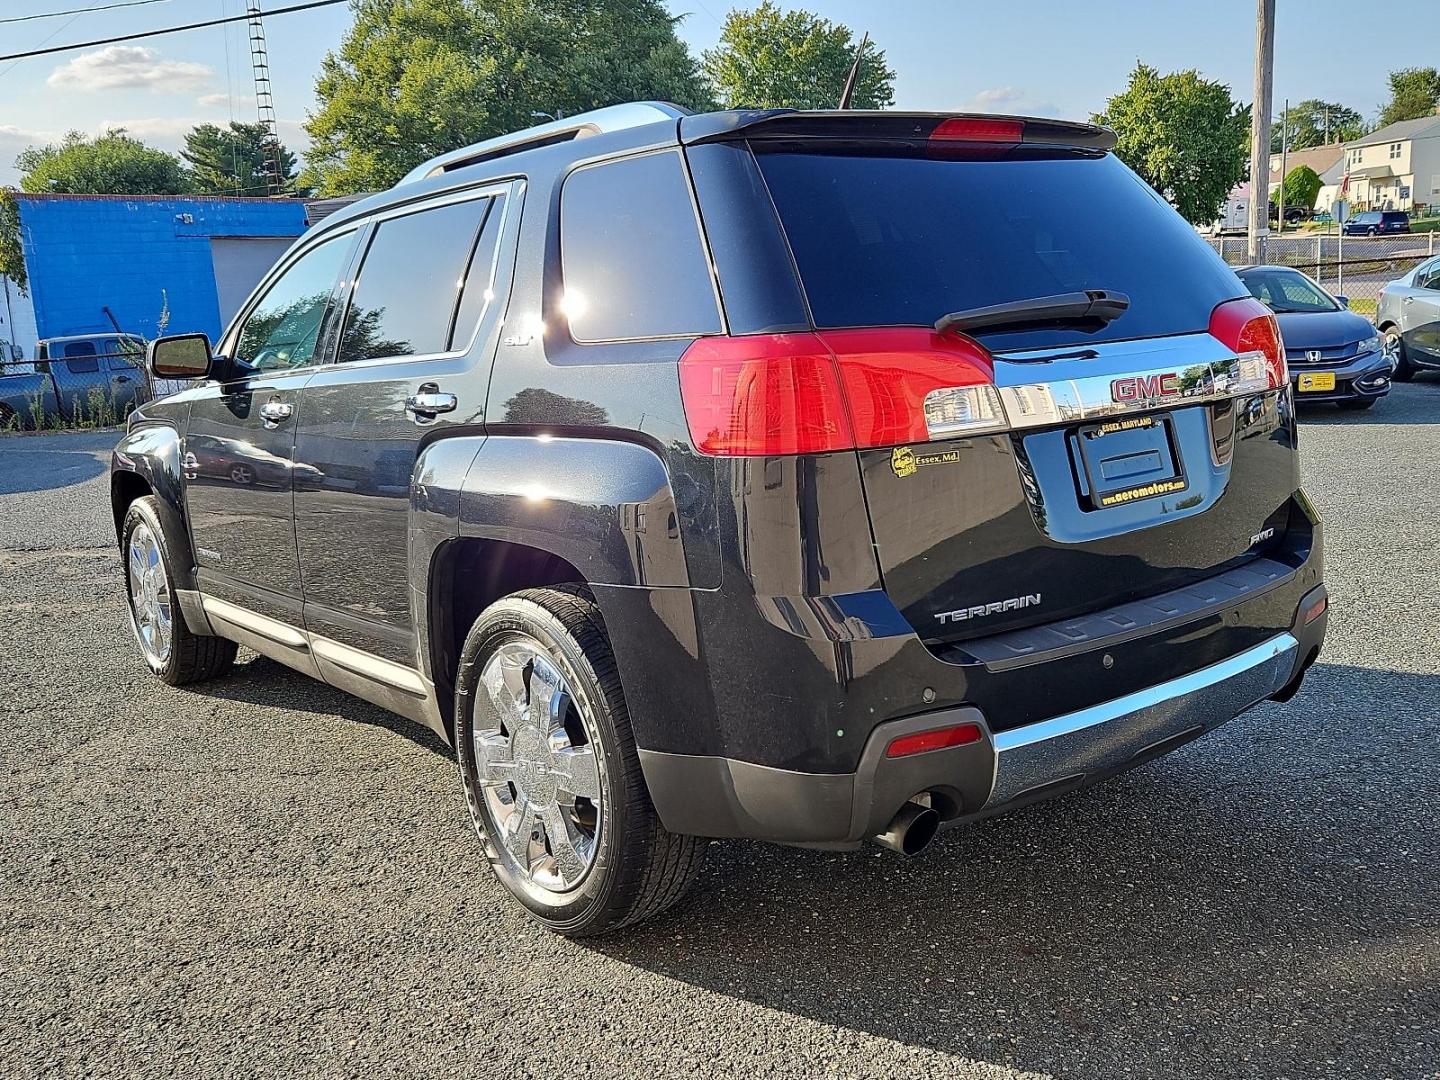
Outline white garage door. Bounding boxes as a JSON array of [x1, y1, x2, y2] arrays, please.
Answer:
[[210, 237, 297, 329]]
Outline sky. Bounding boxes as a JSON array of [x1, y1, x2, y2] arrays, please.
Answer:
[[0, 0, 1434, 187]]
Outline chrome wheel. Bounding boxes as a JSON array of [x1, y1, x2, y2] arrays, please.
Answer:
[[127, 522, 172, 666], [1381, 330, 1402, 371], [473, 637, 602, 893]]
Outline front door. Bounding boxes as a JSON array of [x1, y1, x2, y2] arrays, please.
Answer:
[[1401, 262, 1440, 361], [294, 186, 514, 665], [184, 231, 356, 627]]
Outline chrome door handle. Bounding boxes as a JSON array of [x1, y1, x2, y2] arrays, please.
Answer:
[[405, 390, 457, 416], [259, 399, 293, 426]]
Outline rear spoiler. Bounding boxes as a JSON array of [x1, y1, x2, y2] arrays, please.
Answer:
[[679, 110, 1116, 152]]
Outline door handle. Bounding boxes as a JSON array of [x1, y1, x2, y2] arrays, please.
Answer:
[[114, 375, 132, 384], [405, 386, 457, 417], [259, 399, 293, 426]]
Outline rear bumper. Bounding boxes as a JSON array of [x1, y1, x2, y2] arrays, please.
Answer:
[[638, 582, 1327, 847]]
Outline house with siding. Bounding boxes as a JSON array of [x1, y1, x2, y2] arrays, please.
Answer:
[[1336, 114, 1440, 212]]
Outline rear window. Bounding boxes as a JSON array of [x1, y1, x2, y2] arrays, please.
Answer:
[[754, 148, 1244, 352]]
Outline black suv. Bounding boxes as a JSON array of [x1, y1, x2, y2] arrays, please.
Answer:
[[1343, 210, 1410, 236], [113, 103, 1328, 936]]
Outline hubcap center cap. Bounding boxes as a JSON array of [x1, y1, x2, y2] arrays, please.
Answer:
[[510, 725, 558, 804]]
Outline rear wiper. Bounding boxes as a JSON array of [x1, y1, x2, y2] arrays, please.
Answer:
[[935, 290, 1130, 335]]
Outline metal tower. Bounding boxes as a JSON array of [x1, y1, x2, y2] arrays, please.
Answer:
[[247, 3, 286, 195]]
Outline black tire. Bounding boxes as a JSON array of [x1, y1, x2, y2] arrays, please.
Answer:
[[454, 584, 701, 936], [1382, 325, 1415, 381], [121, 496, 237, 686], [1337, 397, 1376, 410]]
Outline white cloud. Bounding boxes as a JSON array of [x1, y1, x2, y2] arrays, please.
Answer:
[[971, 86, 1022, 108], [47, 46, 213, 94], [958, 86, 1072, 120], [197, 92, 254, 110], [0, 124, 62, 186]]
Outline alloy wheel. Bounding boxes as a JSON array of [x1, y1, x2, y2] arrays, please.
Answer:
[[1381, 330, 1402, 372], [127, 522, 172, 666], [473, 637, 602, 893]]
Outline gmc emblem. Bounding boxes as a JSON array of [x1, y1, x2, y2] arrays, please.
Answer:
[[1111, 373, 1180, 403]]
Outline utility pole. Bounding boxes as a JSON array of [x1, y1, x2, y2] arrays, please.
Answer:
[[1247, 0, 1275, 262]]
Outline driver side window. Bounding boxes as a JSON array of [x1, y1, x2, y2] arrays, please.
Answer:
[[233, 233, 353, 372], [1416, 259, 1440, 291]]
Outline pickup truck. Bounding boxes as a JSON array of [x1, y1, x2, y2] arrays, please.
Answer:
[[1, 333, 147, 429]]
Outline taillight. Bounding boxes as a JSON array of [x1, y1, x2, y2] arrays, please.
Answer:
[[679, 328, 1005, 456], [1209, 297, 1288, 390]]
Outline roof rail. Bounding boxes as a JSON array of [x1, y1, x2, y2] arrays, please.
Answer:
[[397, 102, 691, 186]]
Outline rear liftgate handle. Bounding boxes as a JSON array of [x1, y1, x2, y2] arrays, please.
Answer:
[[405, 382, 458, 421]]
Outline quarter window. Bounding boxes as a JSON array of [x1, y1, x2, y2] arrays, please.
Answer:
[[560, 151, 722, 342], [234, 233, 353, 371], [338, 196, 493, 364]]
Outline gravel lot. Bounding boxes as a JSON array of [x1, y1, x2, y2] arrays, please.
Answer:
[[2, 386, 1437, 1080]]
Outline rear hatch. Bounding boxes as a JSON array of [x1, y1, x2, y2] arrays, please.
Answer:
[[749, 121, 1297, 643]]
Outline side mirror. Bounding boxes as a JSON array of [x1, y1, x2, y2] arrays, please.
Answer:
[[147, 333, 214, 380], [1334, 295, 1350, 309]]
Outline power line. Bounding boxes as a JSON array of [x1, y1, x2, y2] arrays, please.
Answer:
[[0, 0, 347, 62], [0, 0, 175, 27]]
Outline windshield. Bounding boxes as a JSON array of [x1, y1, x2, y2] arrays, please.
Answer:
[[754, 147, 1245, 352], [1238, 268, 1337, 313]]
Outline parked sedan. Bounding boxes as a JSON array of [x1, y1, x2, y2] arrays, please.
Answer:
[[1236, 265, 1391, 409], [1376, 255, 1440, 382]]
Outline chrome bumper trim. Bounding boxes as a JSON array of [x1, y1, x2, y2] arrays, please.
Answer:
[[986, 633, 1298, 807]]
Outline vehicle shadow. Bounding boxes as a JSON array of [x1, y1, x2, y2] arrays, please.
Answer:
[[0, 447, 109, 494], [590, 661, 1440, 1078], [200, 652, 453, 758]]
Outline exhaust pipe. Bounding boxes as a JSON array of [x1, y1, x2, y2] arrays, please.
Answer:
[[872, 799, 940, 857]]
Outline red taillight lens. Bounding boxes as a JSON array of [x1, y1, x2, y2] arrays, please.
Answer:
[[677, 333, 852, 455], [930, 117, 1024, 144], [1209, 297, 1288, 389], [886, 722, 983, 758], [679, 329, 1004, 456]]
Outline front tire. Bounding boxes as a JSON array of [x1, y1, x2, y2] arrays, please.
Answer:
[[1382, 326, 1414, 381], [122, 496, 237, 685], [455, 585, 701, 936]]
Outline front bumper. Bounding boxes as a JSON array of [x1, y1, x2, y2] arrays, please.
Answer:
[[639, 583, 1328, 847], [1290, 351, 1392, 403]]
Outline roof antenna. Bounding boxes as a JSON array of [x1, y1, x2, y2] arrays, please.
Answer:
[[837, 32, 869, 110]]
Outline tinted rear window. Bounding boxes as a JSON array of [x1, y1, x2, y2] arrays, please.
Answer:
[[755, 148, 1244, 352]]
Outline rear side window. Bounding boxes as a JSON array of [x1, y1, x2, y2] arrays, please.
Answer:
[[63, 341, 97, 358], [339, 196, 493, 364], [560, 151, 722, 342], [755, 148, 1245, 352]]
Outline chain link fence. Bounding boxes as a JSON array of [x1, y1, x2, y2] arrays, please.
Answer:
[[0, 349, 155, 432], [1209, 230, 1437, 322]]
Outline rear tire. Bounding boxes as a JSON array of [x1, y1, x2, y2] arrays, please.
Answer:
[[454, 585, 701, 936], [121, 496, 237, 686]]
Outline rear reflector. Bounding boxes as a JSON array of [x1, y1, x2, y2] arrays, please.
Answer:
[[930, 117, 1024, 144], [886, 722, 984, 758], [679, 328, 1002, 456], [1209, 297, 1288, 390], [1302, 595, 1328, 624]]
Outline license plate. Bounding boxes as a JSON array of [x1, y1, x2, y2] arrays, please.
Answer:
[[1298, 372, 1336, 392]]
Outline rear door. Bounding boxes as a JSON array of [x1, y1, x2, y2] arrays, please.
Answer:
[[293, 183, 517, 665], [753, 142, 1294, 642], [1401, 259, 1440, 360], [184, 229, 357, 628]]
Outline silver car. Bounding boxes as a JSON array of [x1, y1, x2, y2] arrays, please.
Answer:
[[1377, 255, 1440, 381]]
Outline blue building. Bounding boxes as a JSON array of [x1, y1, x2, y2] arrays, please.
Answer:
[[14, 193, 308, 346]]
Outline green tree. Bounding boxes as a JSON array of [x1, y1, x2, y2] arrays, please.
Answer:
[[183, 121, 299, 196], [1093, 63, 1249, 226], [0, 191, 25, 294], [1378, 67, 1440, 127], [1271, 99, 1364, 151], [16, 128, 191, 195], [305, 0, 714, 195], [702, 3, 894, 110], [1269, 165, 1322, 214]]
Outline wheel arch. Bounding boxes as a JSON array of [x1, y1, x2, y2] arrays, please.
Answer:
[[111, 422, 198, 591]]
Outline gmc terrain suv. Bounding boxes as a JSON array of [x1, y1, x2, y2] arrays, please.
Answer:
[[113, 103, 1328, 936]]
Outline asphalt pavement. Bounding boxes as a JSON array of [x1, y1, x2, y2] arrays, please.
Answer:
[[1, 385, 1437, 1080]]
